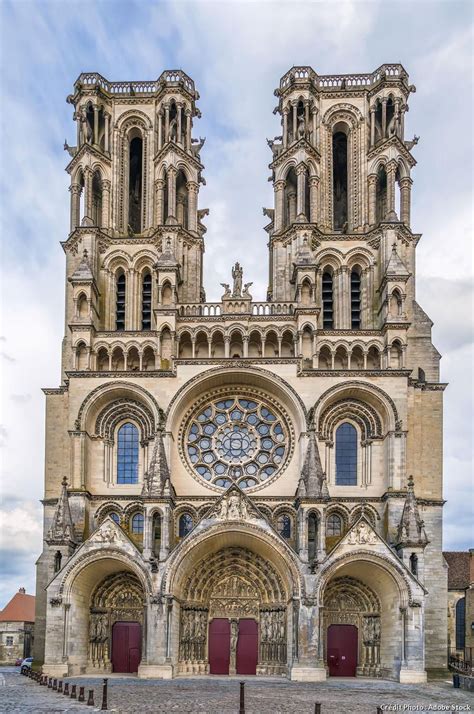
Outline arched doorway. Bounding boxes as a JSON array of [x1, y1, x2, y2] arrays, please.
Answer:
[[89, 571, 144, 673], [323, 576, 381, 677], [177, 546, 289, 676]]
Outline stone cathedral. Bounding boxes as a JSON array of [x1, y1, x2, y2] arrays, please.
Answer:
[[36, 64, 447, 683]]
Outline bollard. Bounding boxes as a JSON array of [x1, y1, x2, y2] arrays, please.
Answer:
[[71, 684, 77, 699], [48, 677, 52, 688], [41, 675, 47, 685], [239, 681, 245, 714], [64, 682, 69, 696], [87, 689, 95, 706], [78, 686, 85, 702], [53, 678, 57, 691], [58, 680, 63, 693], [101, 678, 108, 710], [377, 709, 383, 714], [315, 704, 321, 714]]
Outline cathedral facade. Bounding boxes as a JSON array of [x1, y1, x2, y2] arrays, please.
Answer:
[[35, 65, 447, 683]]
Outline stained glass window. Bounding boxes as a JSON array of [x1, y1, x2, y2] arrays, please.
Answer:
[[277, 514, 292, 539], [179, 513, 193, 538], [109, 512, 120, 525], [185, 395, 289, 489], [131, 513, 144, 534], [456, 598, 466, 650], [327, 513, 342, 536], [117, 423, 139, 484], [335, 422, 357, 485]]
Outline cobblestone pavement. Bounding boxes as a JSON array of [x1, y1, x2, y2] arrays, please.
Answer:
[[0, 668, 472, 714]]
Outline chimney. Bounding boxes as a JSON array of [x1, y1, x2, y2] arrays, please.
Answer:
[[19, 587, 26, 594]]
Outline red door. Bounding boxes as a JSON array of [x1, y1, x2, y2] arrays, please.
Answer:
[[236, 619, 258, 675], [111, 621, 142, 673], [209, 618, 230, 674], [327, 624, 358, 677]]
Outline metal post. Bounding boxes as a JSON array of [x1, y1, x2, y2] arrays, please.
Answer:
[[58, 680, 63, 693], [78, 686, 85, 702], [315, 704, 321, 714], [377, 708, 383, 714], [53, 678, 57, 691], [71, 684, 77, 699], [101, 678, 108, 710], [239, 681, 245, 714], [87, 689, 95, 706], [64, 683, 70, 696], [48, 677, 52, 688]]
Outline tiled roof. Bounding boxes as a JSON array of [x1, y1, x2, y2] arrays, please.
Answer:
[[0, 591, 35, 623], [443, 551, 470, 590]]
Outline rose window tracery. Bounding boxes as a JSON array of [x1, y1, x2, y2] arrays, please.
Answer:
[[184, 395, 290, 490]]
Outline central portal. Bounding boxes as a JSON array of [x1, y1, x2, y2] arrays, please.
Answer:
[[208, 618, 258, 675]]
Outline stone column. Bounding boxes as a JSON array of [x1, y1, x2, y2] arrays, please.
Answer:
[[370, 106, 376, 147], [243, 336, 249, 358], [164, 104, 170, 143], [104, 113, 110, 153], [157, 111, 163, 150], [304, 100, 310, 136], [102, 179, 111, 228], [296, 164, 306, 219], [381, 98, 388, 139], [292, 102, 297, 143], [274, 180, 286, 232], [368, 174, 377, 225], [288, 191, 297, 224], [155, 179, 165, 225], [400, 105, 406, 139], [69, 183, 81, 231], [400, 177, 412, 226], [93, 106, 99, 146], [187, 181, 199, 233], [224, 336, 230, 358], [282, 107, 289, 149], [386, 161, 397, 217], [167, 166, 177, 221], [84, 168, 93, 220], [312, 108, 318, 147], [176, 103, 183, 145], [185, 110, 192, 151], [309, 176, 319, 223], [290, 602, 326, 681]]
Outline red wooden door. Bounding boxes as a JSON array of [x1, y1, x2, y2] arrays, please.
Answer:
[[111, 621, 142, 673], [327, 624, 358, 677], [209, 618, 230, 674], [236, 619, 258, 675]]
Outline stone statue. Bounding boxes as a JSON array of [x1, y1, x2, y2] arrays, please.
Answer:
[[262, 207, 275, 221], [232, 262, 243, 296], [227, 492, 241, 520], [191, 137, 206, 157], [230, 620, 239, 651], [79, 109, 93, 145], [220, 283, 231, 298], [242, 282, 253, 298], [168, 116, 178, 142], [297, 114, 306, 139]]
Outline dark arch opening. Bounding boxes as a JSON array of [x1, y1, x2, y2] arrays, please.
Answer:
[[116, 273, 126, 331], [333, 131, 348, 229], [129, 136, 143, 233], [350, 269, 361, 329], [141, 272, 152, 330], [322, 271, 334, 329]]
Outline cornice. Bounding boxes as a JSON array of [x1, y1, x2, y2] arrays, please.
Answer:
[[176, 358, 298, 366], [65, 369, 176, 378], [42, 386, 68, 395], [408, 379, 448, 392], [298, 369, 410, 378]]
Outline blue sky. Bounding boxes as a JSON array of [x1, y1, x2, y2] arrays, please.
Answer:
[[0, 0, 473, 607]]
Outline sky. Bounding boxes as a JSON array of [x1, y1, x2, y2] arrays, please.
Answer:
[[0, 0, 473, 608]]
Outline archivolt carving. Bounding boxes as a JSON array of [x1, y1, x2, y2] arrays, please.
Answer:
[[319, 398, 383, 442], [324, 576, 380, 612], [313, 381, 400, 431], [75, 381, 162, 431], [182, 547, 287, 604], [95, 398, 155, 442]]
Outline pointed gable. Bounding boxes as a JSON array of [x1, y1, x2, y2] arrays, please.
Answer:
[[396, 476, 428, 547], [296, 429, 329, 498], [47, 477, 76, 544], [142, 428, 174, 497]]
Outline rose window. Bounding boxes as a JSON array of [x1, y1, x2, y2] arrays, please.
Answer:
[[185, 396, 289, 489]]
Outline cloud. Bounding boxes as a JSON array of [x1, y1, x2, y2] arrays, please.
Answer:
[[0, 499, 42, 606], [9, 394, 32, 404]]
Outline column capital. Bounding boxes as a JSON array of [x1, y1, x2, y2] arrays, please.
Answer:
[[381, 96, 388, 105], [282, 106, 290, 116], [369, 105, 376, 114], [309, 175, 320, 187], [296, 162, 307, 175], [186, 181, 199, 193], [167, 165, 178, 176], [399, 176, 413, 188], [69, 183, 81, 195], [368, 173, 377, 184], [102, 179, 111, 191], [184, 108, 192, 117], [274, 180, 286, 191], [155, 178, 166, 189]]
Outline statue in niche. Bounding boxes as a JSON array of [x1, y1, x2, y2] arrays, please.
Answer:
[[297, 114, 306, 140], [232, 262, 243, 296], [78, 109, 93, 145], [230, 619, 239, 652], [168, 116, 178, 142], [227, 492, 241, 520]]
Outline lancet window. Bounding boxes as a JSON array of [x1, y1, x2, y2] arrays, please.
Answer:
[[308, 513, 318, 563], [322, 271, 334, 329], [128, 134, 143, 233], [131, 513, 144, 534], [326, 513, 342, 537], [115, 273, 126, 330], [335, 422, 357, 485], [141, 273, 152, 330], [351, 269, 361, 329], [332, 128, 348, 230], [179, 513, 193, 538], [117, 423, 139, 484], [277, 514, 292, 539]]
